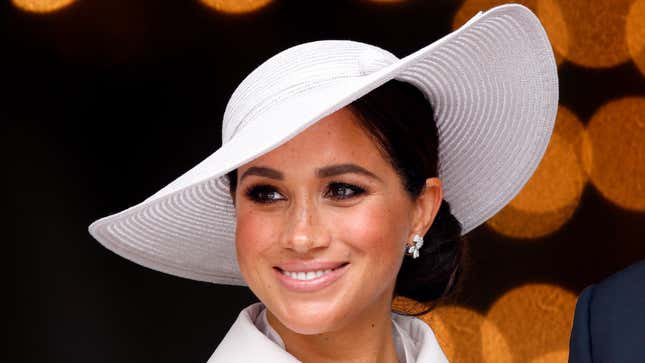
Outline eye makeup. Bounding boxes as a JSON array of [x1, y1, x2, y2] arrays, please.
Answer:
[[244, 184, 285, 204], [324, 181, 367, 201], [242, 181, 368, 204]]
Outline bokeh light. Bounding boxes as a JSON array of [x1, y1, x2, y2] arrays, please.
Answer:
[[537, 0, 633, 68], [587, 97, 645, 211], [486, 284, 576, 361], [392, 296, 431, 316], [199, 0, 272, 14], [530, 350, 569, 363], [626, 0, 645, 76], [452, 0, 567, 66], [423, 305, 512, 362], [11, 0, 75, 13], [486, 106, 589, 239], [535, 0, 569, 66], [486, 205, 578, 240]]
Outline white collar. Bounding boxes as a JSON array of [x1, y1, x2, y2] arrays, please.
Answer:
[[208, 303, 448, 363]]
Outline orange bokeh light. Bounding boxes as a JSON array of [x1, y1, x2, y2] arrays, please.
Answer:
[[486, 284, 576, 361], [486, 205, 579, 240], [199, 0, 272, 14], [530, 350, 569, 363], [11, 0, 75, 13], [587, 97, 645, 211], [423, 305, 512, 362], [626, 0, 645, 76], [537, 0, 633, 68], [486, 106, 589, 239]]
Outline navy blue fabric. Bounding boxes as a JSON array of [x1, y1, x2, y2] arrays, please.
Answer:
[[569, 260, 645, 363]]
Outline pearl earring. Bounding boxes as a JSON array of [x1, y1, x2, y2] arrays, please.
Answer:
[[405, 234, 424, 259]]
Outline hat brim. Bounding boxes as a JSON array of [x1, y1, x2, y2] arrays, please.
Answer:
[[89, 4, 558, 285]]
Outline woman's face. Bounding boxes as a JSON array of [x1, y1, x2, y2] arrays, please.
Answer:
[[233, 107, 440, 335]]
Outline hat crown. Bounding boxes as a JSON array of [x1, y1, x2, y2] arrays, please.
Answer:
[[88, 4, 559, 287], [221, 40, 398, 144]]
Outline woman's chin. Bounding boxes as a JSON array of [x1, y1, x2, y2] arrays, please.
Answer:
[[280, 315, 340, 335], [272, 302, 349, 335]]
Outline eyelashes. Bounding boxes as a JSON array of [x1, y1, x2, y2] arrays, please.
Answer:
[[324, 182, 366, 201], [243, 182, 367, 204], [244, 184, 285, 204]]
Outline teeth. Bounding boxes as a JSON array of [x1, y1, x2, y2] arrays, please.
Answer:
[[283, 269, 333, 281]]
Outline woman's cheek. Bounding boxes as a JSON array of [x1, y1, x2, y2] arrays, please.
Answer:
[[235, 209, 280, 275], [331, 200, 404, 253]]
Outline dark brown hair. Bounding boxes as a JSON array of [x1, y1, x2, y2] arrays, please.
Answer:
[[348, 80, 465, 308], [226, 79, 466, 308]]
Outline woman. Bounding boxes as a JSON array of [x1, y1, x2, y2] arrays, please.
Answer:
[[89, 4, 558, 362]]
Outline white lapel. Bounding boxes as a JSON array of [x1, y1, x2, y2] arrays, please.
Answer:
[[207, 303, 301, 362]]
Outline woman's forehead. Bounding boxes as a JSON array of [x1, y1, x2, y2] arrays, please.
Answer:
[[238, 107, 387, 173]]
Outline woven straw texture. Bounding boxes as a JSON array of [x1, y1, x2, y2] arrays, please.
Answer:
[[89, 4, 558, 285]]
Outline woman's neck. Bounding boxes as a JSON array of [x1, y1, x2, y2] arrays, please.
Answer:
[[266, 299, 400, 363]]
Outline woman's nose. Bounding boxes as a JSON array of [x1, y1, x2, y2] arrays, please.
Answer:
[[280, 199, 330, 254]]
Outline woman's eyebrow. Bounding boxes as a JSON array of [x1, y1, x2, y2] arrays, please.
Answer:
[[239, 163, 381, 182], [239, 166, 284, 182], [316, 163, 382, 181]]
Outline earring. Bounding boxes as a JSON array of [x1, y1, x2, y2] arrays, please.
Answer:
[[405, 234, 424, 259]]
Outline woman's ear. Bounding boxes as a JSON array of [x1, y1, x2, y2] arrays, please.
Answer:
[[411, 177, 443, 237]]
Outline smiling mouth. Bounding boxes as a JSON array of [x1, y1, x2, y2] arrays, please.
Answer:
[[274, 263, 349, 281]]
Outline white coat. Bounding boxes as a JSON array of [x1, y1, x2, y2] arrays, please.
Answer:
[[207, 303, 449, 362]]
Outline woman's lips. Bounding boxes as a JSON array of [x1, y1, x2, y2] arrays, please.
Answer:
[[273, 262, 349, 292]]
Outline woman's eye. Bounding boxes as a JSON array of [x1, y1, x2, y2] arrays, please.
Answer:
[[325, 182, 366, 200], [244, 185, 285, 204]]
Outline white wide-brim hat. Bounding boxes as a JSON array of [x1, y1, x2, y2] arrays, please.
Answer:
[[89, 4, 558, 286]]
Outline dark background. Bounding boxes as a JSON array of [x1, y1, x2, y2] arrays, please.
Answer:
[[7, 0, 644, 362]]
